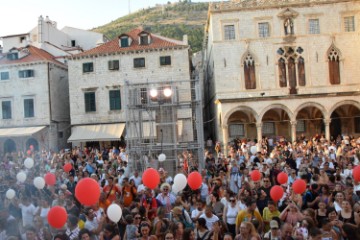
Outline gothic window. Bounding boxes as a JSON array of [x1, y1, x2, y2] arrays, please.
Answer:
[[298, 57, 306, 86], [328, 48, 340, 84], [277, 47, 306, 91], [243, 54, 256, 89], [278, 58, 287, 87], [288, 57, 297, 89]]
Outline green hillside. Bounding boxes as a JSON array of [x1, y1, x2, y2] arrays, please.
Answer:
[[92, 1, 209, 52]]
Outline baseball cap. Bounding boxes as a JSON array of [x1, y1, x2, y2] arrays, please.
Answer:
[[270, 220, 279, 229]]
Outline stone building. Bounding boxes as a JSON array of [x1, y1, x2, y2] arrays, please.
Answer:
[[67, 27, 203, 172], [0, 16, 105, 153], [0, 46, 69, 152], [203, 0, 360, 145]]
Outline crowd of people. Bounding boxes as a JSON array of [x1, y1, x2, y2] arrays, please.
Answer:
[[1, 134, 360, 240]]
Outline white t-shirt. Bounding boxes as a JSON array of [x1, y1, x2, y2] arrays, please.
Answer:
[[226, 205, 239, 225], [191, 209, 204, 219], [199, 214, 219, 230], [19, 203, 38, 227]]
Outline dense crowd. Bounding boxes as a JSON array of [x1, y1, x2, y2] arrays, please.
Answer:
[[1, 134, 360, 240]]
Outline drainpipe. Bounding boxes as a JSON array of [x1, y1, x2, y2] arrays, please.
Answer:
[[47, 63, 56, 150]]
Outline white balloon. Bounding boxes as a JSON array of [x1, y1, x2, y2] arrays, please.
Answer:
[[107, 204, 122, 223], [158, 153, 166, 162], [16, 172, 27, 183], [173, 173, 187, 192], [172, 183, 180, 193], [24, 158, 34, 169], [6, 189, 16, 199], [250, 146, 257, 155], [33, 177, 45, 189]]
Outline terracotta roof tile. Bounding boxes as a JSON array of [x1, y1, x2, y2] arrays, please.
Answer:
[[0, 45, 66, 67], [74, 28, 187, 57]]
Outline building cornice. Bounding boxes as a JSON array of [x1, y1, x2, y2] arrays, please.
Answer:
[[0, 61, 68, 71], [216, 91, 360, 103], [209, 0, 358, 13]]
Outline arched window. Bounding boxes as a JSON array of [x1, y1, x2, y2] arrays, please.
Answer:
[[328, 48, 340, 84], [298, 57, 306, 86], [244, 54, 256, 89], [4, 139, 16, 153], [278, 58, 287, 87]]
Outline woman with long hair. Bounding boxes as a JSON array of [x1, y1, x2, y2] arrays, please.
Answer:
[[153, 207, 169, 239], [182, 229, 195, 240], [194, 218, 210, 240]]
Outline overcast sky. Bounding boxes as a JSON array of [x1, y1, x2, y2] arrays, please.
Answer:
[[0, 0, 212, 37]]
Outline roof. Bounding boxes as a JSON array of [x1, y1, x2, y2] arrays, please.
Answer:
[[74, 28, 187, 57], [0, 33, 29, 39], [0, 45, 66, 67]]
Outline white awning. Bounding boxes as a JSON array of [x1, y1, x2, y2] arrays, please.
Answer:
[[0, 126, 46, 138], [68, 123, 125, 142]]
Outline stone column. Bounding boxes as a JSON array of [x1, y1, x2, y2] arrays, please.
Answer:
[[256, 122, 263, 142], [222, 124, 229, 156], [324, 118, 331, 141], [291, 121, 297, 143]]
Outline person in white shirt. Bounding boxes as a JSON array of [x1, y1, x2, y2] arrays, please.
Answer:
[[129, 170, 142, 187], [191, 201, 205, 222], [84, 208, 106, 240], [199, 205, 219, 230], [17, 197, 38, 227]]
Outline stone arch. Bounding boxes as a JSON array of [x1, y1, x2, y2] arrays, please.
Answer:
[[223, 105, 259, 126], [326, 43, 342, 60], [259, 104, 294, 122], [294, 102, 327, 119], [240, 50, 259, 66], [328, 100, 360, 117], [26, 138, 39, 151]]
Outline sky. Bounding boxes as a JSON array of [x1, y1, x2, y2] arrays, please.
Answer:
[[0, 0, 212, 37]]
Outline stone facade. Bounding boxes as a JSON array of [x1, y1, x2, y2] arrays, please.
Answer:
[[203, 0, 360, 144]]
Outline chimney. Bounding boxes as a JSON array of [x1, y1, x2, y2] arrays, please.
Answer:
[[38, 15, 44, 43], [183, 34, 188, 45]]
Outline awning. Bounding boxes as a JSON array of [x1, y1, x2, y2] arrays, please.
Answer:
[[0, 126, 46, 138], [68, 123, 125, 142]]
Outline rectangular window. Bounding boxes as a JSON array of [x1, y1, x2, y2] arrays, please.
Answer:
[[120, 38, 129, 47], [71, 40, 76, 47], [140, 35, 149, 45], [296, 120, 306, 132], [109, 90, 121, 110], [229, 124, 245, 137], [83, 62, 94, 73], [19, 70, 34, 78], [160, 56, 171, 66], [7, 53, 18, 60], [24, 99, 34, 118], [84, 92, 96, 112], [2, 101, 11, 119], [58, 132, 64, 138], [262, 122, 275, 135], [344, 16, 355, 32], [224, 25, 235, 40], [140, 88, 148, 104], [0, 72, 9, 80], [258, 22, 270, 38], [134, 58, 145, 68], [108, 60, 119, 70], [309, 19, 320, 34]]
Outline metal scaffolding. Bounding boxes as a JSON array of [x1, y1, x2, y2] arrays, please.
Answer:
[[124, 78, 204, 176]]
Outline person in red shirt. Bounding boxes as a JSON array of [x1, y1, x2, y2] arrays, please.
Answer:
[[103, 176, 121, 203], [141, 188, 158, 220]]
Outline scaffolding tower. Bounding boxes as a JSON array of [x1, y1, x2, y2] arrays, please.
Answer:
[[124, 78, 204, 176]]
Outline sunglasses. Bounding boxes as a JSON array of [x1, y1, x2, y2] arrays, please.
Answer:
[[163, 188, 169, 191]]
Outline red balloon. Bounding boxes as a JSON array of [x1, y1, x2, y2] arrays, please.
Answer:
[[293, 179, 307, 194], [44, 173, 56, 186], [75, 178, 101, 206], [277, 172, 288, 185], [250, 170, 261, 181], [47, 206, 67, 228], [270, 185, 284, 201], [188, 171, 202, 190], [26, 150, 31, 155], [63, 163, 72, 173], [142, 168, 160, 190], [353, 166, 360, 182]]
